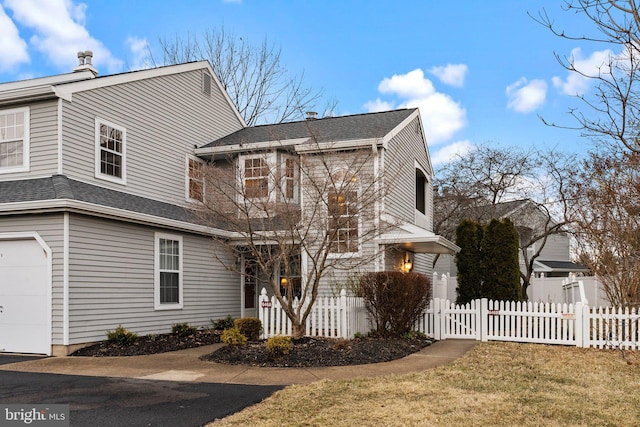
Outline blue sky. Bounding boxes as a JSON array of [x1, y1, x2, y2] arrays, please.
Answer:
[[0, 0, 611, 165]]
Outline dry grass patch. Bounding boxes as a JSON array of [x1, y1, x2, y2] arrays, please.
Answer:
[[210, 342, 640, 426]]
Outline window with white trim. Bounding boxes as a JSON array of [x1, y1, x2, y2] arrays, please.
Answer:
[[283, 157, 297, 201], [155, 233, 183, 309], [186, 155, 205, 202], [95, 118, 126, 184], [328, 172, 360, 254], [243, 156, 270, 199], [0, 107, 29, 173]]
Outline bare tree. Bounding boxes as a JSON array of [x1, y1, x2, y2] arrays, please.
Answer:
[[533, 0, 640, 153], [193, 133, 397, 337], [568, 149, 640, 307], [434, 145, 575, 299], [146, 27, 330, 125]]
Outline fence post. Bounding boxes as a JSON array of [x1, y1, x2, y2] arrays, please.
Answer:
[[474, 299, 482, 341], [432, 298, 441, 340], [439, 298, 448, 340], [340, 289, 347, 338], [480, 298, 488, 342], [574, 302, 583, 347], [258, 288, 268, 339]]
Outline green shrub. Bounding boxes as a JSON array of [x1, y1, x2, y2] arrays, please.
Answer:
[[211, 315, 235, 331], [266, 335, 292, 355], [403, 330, 427, 340], [234, 317, 262, 341], [221, 327, 247, 347], [106, 325, 138, 346], [171, 322, 198, 337], [360, 271, 432, 337], [353, 332, 366, 339]]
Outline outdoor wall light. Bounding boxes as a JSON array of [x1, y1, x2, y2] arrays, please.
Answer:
[[280, 277, 288, 286], [402, 252, 413, 273]]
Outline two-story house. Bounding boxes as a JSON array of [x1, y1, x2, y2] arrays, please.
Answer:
[[0, 58, 455, 355]]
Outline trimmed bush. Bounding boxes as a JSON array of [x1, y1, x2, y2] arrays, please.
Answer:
[[106, 325, 138, 346], [234, 317, 262, 341], [359, 271, 432, 337], [266, 335, 292, 355], [220, 327, 247, 347], [171, 322, 198, 337], [211, 315, 235, 331]]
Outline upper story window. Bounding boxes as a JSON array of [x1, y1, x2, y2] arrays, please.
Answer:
[[416, 168, 428, 215], [95, 118, 126, 184], [244, 157, 269, 199], [0, 107, 29, 173], [186, 155, 205, 202], [283, 157, 298, 201], [328, 171, 359, 254]]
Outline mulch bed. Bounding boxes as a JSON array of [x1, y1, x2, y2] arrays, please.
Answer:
[[70, 330, 432, 367], [201, 336, 433, 367], [70, 329, 222, 357]]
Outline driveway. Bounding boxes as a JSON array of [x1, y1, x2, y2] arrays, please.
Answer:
[[0, 367, 281, 426]]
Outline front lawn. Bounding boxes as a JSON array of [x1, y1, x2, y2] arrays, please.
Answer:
[[211, 342, 640, 426]]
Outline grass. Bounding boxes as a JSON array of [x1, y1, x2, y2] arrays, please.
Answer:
[[210, 342, 640, 426]]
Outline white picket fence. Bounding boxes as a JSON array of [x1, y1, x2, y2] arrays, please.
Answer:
[[258, 288, 640, 350]]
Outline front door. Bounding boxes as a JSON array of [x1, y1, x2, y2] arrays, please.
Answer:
[[243, 259, 258, 318]]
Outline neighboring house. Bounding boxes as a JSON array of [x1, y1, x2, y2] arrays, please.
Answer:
[[0, 57, 455, 356], [434, 199, 587, 278]]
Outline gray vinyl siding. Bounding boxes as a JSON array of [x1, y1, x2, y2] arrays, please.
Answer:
[[0, 100, 59, 181], [61, 68, 243, 206], [0, 213, 65, 344], [67, 214, 239, 344], [539, 233, 571, 261], [383, 117, 433, 229]]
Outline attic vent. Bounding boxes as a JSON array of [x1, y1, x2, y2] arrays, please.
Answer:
[[202, 72, 212, 95]]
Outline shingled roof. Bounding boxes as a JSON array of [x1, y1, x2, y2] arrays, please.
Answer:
[[202, 108, 417, 148], [0, 175, 200, 224]]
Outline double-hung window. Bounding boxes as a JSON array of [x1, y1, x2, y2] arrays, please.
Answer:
[[95, 118, 126, 184], [243, 157, 269, 199], [186, 155, 205, 202], [328, 187, 359, 254], [0, 107, 29, 173], [283, 157, 297, 201], [155, 233, 183, 309]]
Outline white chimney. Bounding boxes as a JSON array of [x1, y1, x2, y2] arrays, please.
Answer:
[[306, 111, 318, 120]]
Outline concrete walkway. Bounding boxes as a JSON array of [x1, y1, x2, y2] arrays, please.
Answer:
[[0, 339, 477, 386]]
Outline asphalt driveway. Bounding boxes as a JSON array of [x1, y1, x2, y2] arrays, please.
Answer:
[[0, 368, 282, 426]]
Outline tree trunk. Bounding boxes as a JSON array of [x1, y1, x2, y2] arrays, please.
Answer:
[[291, 321, 305, 339]]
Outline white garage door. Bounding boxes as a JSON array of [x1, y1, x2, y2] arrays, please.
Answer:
[[0, 239, 50, 354]]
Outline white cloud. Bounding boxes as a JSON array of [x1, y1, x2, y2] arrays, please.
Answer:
[[552, 47, 613, 96], [363, 98, 394, 112], [378, 69, 435, 98], [506, 77, 547, 113], [125, 36, 151, 71], [4, 0, 123, 74], [430, 140, 473, 166], [366, 68, 467, 144], [429, 64, 468, 87], [0, 5, 29, 72]]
